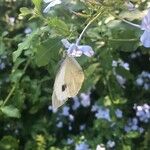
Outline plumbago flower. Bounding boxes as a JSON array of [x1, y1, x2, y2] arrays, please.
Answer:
[[43, 0, 62, 13], [61, 39, 94, 57], [75, 142, 90, 150], [140, 9, 150, 48], [134, 104, 150, 123], [124, 117, 144, 133], [106, 140, 115, 148]]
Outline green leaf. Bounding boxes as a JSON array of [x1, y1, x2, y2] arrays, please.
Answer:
[[82, 63, 100, 91], [35, 38, 61, 67], [12, 58, 25, 72], [123, 145, 131, 150], [48, 17, 70, 36], [0, 105, 21, 118], [0, 136, 19, 150], [126, 131, 140, 138], [0, 101, 3, 106], [13, 29, 40, 62], [107, 20, 141, 52], [19, 7, 32, 17], [13, 48, 25, 62], [103, 96, 112, 106], [0, 38, 5, 55], [32, 0, 42, 12], [10, 70, 23, 83]]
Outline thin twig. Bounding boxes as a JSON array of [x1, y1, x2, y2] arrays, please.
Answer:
[[76, 11, 101, 45], [3, 59, 30, 106], [110, 12, 141, 29]]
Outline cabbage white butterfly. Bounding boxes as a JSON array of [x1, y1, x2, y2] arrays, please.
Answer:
[[52, 56, 84, 109]]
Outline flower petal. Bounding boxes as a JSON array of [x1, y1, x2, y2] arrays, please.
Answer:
[[43, 0, 61, 13], [44, 0, 53, 3], [61, 39, 71, 48], [140, 31, 150, 48], [67, 44, 82, 57], [141, 9, 150, 31], [78, 45, 94, 57]]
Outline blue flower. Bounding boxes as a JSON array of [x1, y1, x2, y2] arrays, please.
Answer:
[[140, 9, 150, 48], [56, 121, 63, 128], [134, 104, 150, 123], [72, 96, 80, 110], [115, 108, 123, 118], [95, 107, 111, 121], [61, 39, 94, 57], [75, 142, 90, 150], [80, 92, 91, 107], [0, 62, 5, 70], [106, 140, 115, 148], [61, 106, 70, 116]]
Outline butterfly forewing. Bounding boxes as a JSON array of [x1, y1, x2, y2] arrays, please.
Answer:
[[64, 56, 84, 97]]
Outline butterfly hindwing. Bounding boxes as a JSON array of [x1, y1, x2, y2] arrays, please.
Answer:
[[52, 91, 67, 109], [54, 58, 68, 101]]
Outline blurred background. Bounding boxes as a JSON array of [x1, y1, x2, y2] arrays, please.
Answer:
[[0, 0, 150, 150]]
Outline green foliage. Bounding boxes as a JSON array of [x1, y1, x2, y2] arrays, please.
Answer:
[[0, 0, 150, 150], [0, 136, 19, 150], [0, 105, 20, 118], [48, 17, 70, 36], [35, 37, 61, 67]]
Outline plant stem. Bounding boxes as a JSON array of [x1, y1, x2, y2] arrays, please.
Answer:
[[110, 12, 141, 29], [108, 38, 138, 42], [76, 11, 101, 45], [3, 84, 17, 106], [121, 18, 141, 28], [3, 59, 30, 106]]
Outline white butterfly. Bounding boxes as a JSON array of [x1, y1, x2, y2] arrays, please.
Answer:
[[52, 56, 84, 109]]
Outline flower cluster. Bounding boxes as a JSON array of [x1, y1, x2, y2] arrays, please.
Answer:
[[112, 59, 129, 87], [115, 108, 123, 118], [134, 104, 150, 123], [72, 92, 91, 110], [91, 104, 111, 121], [124, 117, 144, 133], [75, 141, 90, 150], [130, 52, 140, 59], [66, 138, 74, 145], [48, 92, 91, 133], [0, 55, 6, 71], [0, 55, 10, 89], [112, 59, 130, 70], [136, 71, 150, 90], [106, 140, 115, 148]]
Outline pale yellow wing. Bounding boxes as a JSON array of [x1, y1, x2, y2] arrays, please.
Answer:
[[52, 91, 67, 109], [54, 58, 68, 101], [64, 56, 84, 97], [52, 56, 84, 109]]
